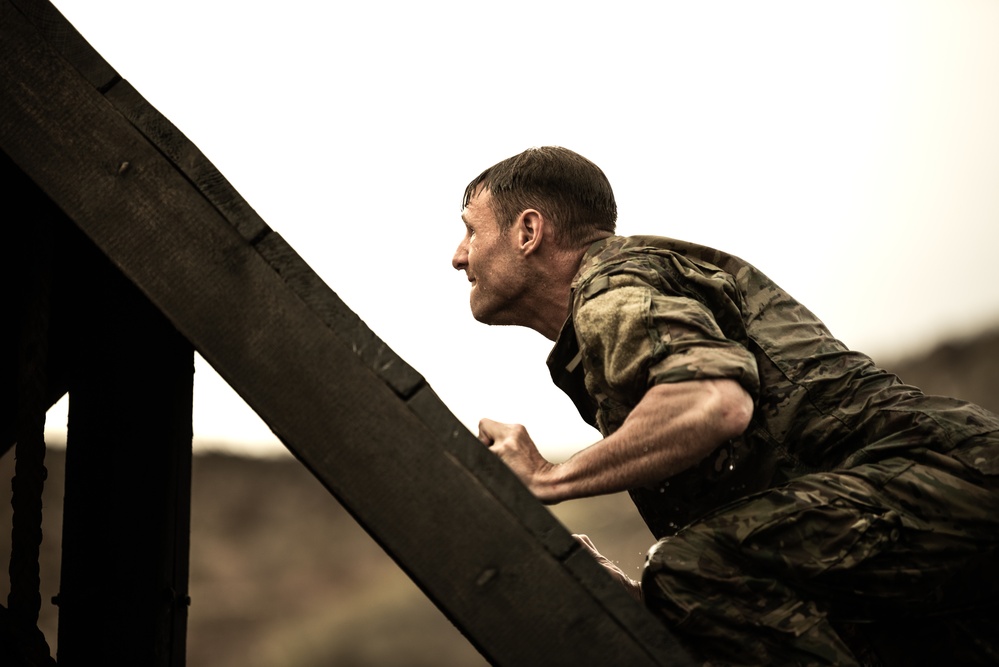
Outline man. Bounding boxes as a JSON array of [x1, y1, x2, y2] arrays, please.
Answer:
[[452, 146, 999, 666]]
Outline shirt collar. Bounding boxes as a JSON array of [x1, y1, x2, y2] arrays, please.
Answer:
[[543, 236, 622, 427]]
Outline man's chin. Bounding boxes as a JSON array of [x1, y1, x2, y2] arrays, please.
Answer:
[[469, 300, 498, 326], [470, 295, 517, 327], [472, 309, 518, 328], [470, 308, 493, 325]]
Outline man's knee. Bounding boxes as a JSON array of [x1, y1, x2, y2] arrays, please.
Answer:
[[642, 533, 861, 666]]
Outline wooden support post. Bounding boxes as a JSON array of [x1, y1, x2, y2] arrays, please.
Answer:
[[55, 230, 194, 667]]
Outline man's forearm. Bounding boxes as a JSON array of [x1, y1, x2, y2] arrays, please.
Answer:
[[534, 379, 753, 503]]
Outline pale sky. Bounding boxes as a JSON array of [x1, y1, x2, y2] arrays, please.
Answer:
[[44, 1, 999, 460]]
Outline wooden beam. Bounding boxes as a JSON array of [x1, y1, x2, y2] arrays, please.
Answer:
[[0, 1, 691, 664]]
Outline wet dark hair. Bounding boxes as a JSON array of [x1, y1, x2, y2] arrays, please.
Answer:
[[462, 146, 617, 247]]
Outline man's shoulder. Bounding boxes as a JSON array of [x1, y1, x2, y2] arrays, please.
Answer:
[[576, 234, 683, 278], [574, 234, 759, 299], [582, 234, 751, 271], [572, 236, 672, 302]]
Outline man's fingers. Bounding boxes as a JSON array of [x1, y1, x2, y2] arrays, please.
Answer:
[[477, 417, 498, 446], [478, 417, 517, 448]]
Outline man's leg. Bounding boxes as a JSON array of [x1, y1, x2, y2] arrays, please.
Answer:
[[641, 453, 999, 666]]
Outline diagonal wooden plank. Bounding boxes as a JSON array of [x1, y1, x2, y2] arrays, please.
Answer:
[[0, 1, 692, 664]]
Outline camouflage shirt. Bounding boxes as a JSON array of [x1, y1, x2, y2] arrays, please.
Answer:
[[547, 235, 999, 538]]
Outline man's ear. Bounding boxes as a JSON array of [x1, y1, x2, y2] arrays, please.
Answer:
[[515, 209, 546, 256]]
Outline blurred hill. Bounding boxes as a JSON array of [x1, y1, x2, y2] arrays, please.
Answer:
[[878, 327, 999, 412], [2, 326, 998, 666]]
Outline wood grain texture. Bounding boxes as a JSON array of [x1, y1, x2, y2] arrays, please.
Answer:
[[8, 0, 117, 92], [103, 80, 269, 243], [1, 1, 692, 664], [253, 231, 424, 398]]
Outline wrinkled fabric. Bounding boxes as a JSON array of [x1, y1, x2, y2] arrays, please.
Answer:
[[546, 235, 999, 665], [642, 440, 999, 666], [548, 235, 999, 537]]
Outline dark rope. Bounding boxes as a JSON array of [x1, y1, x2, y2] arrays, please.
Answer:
[[7, 214, 55, 663]]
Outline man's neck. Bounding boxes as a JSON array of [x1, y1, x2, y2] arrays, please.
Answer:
[[530, 237, 608, 340]]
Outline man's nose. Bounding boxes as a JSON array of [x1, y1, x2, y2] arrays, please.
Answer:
[[452, 241, 468, 271]]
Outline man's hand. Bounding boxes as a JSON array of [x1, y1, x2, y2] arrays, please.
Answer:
[[477, 418, 558, 502]]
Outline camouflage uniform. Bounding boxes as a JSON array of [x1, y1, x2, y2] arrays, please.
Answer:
[[547, 235, 999, 665]]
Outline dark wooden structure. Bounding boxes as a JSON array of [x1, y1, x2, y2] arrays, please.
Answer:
[[1, 1, 693, 664]]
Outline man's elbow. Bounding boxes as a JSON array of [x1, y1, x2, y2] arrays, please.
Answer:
[[713, 379, 754, 440]]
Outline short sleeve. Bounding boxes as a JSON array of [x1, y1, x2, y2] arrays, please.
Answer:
[[574, 283, 760, 409]]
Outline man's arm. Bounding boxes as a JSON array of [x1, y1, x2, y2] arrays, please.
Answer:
[[478, 378, 753, 504]]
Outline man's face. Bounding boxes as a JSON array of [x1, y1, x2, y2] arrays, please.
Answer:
[[452, 188, 526, 325]]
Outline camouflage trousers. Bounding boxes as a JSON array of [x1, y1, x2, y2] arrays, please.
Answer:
[[641, 434, 999, 666]]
